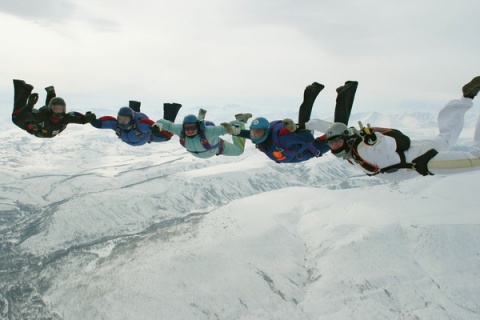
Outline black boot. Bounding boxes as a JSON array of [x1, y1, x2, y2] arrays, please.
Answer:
[[45, 86, 56, 106], [163, 103, 182, 122], [13, 80, 34, 112], [462, 76, 480, 99], [129, 100, 141, 112], [27, 93, 39, 109], [298, 82, 324, 124], [13, 79, 33, 101], [334, 81, 358, 125]]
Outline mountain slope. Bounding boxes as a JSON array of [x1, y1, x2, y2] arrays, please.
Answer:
[[1, 111, 479, 319]]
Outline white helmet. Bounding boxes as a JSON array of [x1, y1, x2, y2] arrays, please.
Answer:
[[325, 122, 356, 158]]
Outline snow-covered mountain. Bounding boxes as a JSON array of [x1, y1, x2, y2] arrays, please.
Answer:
[[1, 108, 479, 320]]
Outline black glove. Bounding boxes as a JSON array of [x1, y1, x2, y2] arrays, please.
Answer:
[[363, 132, 377, 145], [83, 111, 96, 123], [27, 93, 39, 109], [150, 123, 162, 135]]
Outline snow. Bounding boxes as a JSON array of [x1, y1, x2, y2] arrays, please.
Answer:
[[1, 108, 480, 319]]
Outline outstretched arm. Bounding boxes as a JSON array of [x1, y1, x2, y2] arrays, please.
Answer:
[[90, 116, 118, 129], [155, 119, 183, 136], [304, 119, 333, 133], [64, 111, 96, 125]]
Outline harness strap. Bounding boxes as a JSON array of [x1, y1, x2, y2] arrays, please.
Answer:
[[269, 123, 322, 160], [116, 123, 145, 139], [351, 137, 410, 175], [216, 139, 225, 155], [180, 130, 223, 154]]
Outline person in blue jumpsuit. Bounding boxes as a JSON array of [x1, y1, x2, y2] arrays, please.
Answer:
[[90, 102, 181, 146]]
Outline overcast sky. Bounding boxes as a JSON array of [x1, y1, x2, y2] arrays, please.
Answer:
[[1, 0, 479, 120]]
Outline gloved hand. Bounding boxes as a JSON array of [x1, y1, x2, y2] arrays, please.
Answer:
[[282, 118, 297, 132], [363, 132, 377, 145], [27, 93, 39, 109], [220, 122, 241, 135], [83, 111, 96, 123], [150, 123, 163, 135]]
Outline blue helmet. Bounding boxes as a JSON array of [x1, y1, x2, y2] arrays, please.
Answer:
[[118, 107, 135, 118], [117, 107, 135, 130], [182, 114, 200, 136], [250, 117, 270, 144], [183, 114, 198, 124]]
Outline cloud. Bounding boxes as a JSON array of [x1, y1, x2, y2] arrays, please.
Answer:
[[1, 0, 479, 119], [0, 0, 75, 21], [0, 0, 120, 33]]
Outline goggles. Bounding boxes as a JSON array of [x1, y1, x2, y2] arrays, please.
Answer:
[[327, 136, 345, 147], [184, 124, 198, 131]]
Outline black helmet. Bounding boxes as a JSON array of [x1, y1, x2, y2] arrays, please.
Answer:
[[117, 107, 135, 130], [48, 97, 66, 119], [325, 122, 356, 158]]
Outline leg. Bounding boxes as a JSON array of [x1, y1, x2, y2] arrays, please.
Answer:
[[298, 82, 324, 124], [230, 114, 251, 151], [220, 140, 245, 156], [473, 113, 480, 151], [163, 103, 182, 122], [12, 80, 35, 130], [45, 86, 56, 106], [427, 97, 473, 151], [427, 150, 480, 175], [334, 81, 358, 125], [129, 100, 141, 112], [432, 110, 480, 173], [232, 120, 246, 151], [13, 79, 33, 112]]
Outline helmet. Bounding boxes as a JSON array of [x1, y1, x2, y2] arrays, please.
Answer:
[[117, 107, 135, 130], [250, 117, 270, 144], [48, 97, 66, 119], [325, 122, 355, 158], [325, 122, 350, 140], [118, 106, 135, 118], [183, 114, 198, 124], [182, 114, 199, 137]]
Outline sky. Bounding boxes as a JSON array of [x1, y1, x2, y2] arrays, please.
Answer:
[[1, 0, 479, 120]]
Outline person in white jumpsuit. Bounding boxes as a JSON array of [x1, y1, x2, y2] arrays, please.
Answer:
[[307, 76, 480, 180]]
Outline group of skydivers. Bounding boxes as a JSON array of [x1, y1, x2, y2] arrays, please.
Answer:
[[11, 77, 480, 181]]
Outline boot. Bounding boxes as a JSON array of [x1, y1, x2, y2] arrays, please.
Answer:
[[198, 108, 207, 120], [27, 93, 39, 109], [462, 76, 480, 99], [334, 81, 358, 125], [235, 113, 252, 123], [163, 103, 182, 122], [45, 86, 55, 95], [45, 86, 56, 106], [304, 82, 324, 99], [129, 100, 141, 112], [13, 79, 33, 101], [13, 80, 34, 112]]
